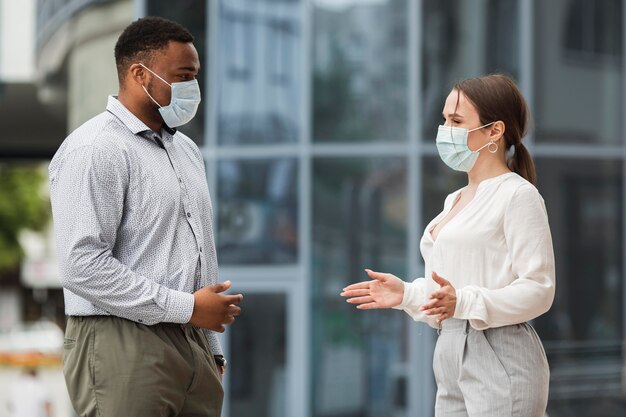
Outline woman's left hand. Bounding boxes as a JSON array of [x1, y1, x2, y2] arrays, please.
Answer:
[[420, 272, 457, 324]]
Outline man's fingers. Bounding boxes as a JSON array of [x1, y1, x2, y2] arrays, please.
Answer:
[[346, 296, 374, 305], [365, 269, 389, 282], [212, 280, 232, 293], [225, 293, 243, 304], [228, 305, 241, 316], [343, 281, 374, 291], [340, 289, 370, 297], [224, 316, 236, 325]]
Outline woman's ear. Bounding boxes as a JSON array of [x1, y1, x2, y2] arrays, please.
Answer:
[[490, 120, 505, 142]]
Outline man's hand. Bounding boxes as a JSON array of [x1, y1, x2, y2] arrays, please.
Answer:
[[189, 280, 243, 332]]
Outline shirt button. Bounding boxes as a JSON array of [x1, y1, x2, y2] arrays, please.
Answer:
[[199, 247, 203, 253], [187, 212, 192, 218], [179, 178, 182, 183]]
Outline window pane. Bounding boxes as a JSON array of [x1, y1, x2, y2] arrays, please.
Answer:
[[421, 0, 519, 142], [230, 293, 287, 417], [147, 0, 207, 146], [534, 0, 623, 144], [217, 159, 298, 264], [312, 0, 408, 142], [312, 158, 409, 416], [217, 0, 302, 145], [534, 159, 624, 415]]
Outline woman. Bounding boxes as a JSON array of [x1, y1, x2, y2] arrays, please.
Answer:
[[341, 74, 555, 417]]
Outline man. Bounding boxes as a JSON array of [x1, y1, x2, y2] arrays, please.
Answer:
[[49, 17, 242, 417]]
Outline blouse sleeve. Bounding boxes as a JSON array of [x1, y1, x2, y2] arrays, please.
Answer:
[[453, 183, 556, 329], [393, 278, 438, 327]]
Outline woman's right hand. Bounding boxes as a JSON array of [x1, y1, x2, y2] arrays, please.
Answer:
[[340, 269, 405, 309]]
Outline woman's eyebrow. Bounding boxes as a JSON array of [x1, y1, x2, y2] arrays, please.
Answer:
[[442, 112, 464, 118]]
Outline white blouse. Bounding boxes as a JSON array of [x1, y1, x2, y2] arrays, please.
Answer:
[[395, 172, 556, 329]]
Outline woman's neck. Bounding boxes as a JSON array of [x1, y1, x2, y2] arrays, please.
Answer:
[[467, 157, 511, 188]]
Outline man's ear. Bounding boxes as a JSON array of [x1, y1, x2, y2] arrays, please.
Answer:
[[128, 63, 147, 86]]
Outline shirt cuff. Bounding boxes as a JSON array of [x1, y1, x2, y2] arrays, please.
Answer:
[[452, 287, 467, 319], [163, 290, 195, 324], [392, 281, 412, 310]]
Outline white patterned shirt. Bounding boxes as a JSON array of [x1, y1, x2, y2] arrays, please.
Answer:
[[49, 96, 222, 354]]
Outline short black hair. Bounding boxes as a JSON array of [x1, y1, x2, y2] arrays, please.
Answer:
[[114, 16, 194, 84]]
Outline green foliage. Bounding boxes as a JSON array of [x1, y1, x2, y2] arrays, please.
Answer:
[[0, 164, 50, 272]]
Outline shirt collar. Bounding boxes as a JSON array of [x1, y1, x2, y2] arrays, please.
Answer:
[[106, 95, 174, 136]]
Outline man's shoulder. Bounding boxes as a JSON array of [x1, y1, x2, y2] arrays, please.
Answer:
[[173, 131, 203, 160]]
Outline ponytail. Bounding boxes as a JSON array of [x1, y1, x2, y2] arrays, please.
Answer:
[[508, 143, 537, 186]]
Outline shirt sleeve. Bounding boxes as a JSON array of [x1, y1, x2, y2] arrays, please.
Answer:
[[50, 144, 194, 325], [453, 183, 556, 329], [393, 278, 439, 327]]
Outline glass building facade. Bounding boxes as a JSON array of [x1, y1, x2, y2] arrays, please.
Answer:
[[136, 1, 626, 416]]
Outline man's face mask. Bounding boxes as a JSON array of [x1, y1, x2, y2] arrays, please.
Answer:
[[139, 63, 201, 128], [435, 122, 496, 172]]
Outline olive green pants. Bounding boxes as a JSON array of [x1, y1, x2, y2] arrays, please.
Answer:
[[63, 316, 223, 417]]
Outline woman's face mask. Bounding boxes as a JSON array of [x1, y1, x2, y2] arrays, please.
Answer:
[[139, 63, 201, 128], [435, 122, 496, 172]]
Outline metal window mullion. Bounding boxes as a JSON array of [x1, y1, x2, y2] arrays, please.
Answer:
[[621, 1, 626, 368], [411, 1, 436, 417], [520, 0, 534, 150], [296, 1, 312, 417]]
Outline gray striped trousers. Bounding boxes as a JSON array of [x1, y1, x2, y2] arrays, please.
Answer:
[[433, 318, 549, 417]]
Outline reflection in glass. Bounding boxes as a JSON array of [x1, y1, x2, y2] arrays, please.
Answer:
[[312, 158, 408, 417], [217, 159, 298, 264], [218, 0, 302, 144], [535, 159, 624, 415], [313, 0, 408, 142], [421, 0, 519, 142], [230, 293, 287, 417], [534, 0, 622, 144], [147, 0, 207, 145]]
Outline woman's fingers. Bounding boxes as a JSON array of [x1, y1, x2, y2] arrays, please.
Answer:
[[432, 271, 451, 287], [340, 288, 370, 298], [365, 269, 389, 282], [356, 302, 380, 310], [346, 296, 374, 305], [343, 281, 374, 291], [420, 298, 439, 311], [424, 306, 447, 316]]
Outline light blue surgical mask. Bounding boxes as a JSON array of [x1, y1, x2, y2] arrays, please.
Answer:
[[435, 122, 496, 172], [140, 63, 201, 128]]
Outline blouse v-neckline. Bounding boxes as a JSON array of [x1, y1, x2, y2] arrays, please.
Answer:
[[428, 172, 515, 243]]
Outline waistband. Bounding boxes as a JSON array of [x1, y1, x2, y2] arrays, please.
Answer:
[[437, 318, 471, 335], [67, 315, 195, 329]]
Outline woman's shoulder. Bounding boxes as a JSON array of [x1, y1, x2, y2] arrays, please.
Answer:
[[500, 173, 546, 208]]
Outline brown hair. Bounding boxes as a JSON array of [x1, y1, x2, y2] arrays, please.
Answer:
[[453, 74, 537, 185]]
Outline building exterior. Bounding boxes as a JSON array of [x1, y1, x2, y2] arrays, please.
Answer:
[[18, 0, 626, 416]]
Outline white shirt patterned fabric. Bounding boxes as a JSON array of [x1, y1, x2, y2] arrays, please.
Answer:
[[49, 96, 222, 355], [395, 172, 556, 330]]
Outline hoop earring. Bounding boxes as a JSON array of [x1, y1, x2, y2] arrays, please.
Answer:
[[487, 141, 498, 154]]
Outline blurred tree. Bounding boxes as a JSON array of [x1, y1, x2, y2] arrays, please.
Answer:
[[0, 164, 50, 274]]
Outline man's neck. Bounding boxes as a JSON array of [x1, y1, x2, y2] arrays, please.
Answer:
[[117, 92, 163, 134]]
